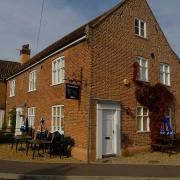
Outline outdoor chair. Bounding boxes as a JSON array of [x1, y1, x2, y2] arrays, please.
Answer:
[[51, 131, 65, 158], [63, 136, 74, 157]]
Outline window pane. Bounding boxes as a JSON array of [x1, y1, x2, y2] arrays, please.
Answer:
[[141, 68, 146, 80], [141, 29, 144, 37], [62, 69, 65, 82], [53, 107, 56, 116], [143, 108, 148, 115], [135, 27, 139, 35], [54, 62, 56, 70], [61, 106, 64, 117], [57, 70, 60, 83], [53, 71, 56, 84], [53, 117, 56, 126], [160, 72, 164, 83], [160, 64, 164, 72], [165, 65, 168, 73], [137, 117, 141, 131], [62, 59, 65, 67], [61, 118, 64, 131], [141, 59, 146, 67], [57, 107, 60, 116], [143, 117, 148, 131], [165, 73, 169, 85], [135, 19, 139, 27], [140, 21, 144, 29], [137, 107, 142, 115]]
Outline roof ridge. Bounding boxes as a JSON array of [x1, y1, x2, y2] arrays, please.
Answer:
[[0, 59, 20, 64], [30, 0, 126, 61], [89, 0, 127, 27]]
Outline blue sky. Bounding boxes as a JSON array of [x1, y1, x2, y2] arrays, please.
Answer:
[[0, 0, 179, 61]]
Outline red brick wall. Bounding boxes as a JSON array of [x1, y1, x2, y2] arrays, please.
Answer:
[[0, 81, 6, 110], [6, 41, 91, 161], [88, 0, 180, 159], [5, 0, 180, 161]]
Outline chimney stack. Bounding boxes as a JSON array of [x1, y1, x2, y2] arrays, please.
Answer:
[[19, 44, 31, 64]]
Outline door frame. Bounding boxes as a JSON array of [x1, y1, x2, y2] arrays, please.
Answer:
[[96, 100, 121, 159], [15, 107, 24, 136], [0, 110, 5, 130]]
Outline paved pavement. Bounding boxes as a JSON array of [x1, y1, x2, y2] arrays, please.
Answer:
[[0, 160, 180, 179]]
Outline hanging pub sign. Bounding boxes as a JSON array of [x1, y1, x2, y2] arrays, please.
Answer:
[[66, 83, 80, 100]]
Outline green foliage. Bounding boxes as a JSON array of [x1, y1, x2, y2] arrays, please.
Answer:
[[9, 108, 16, 133], [2, 115, 6, 130], [0, 131, 13, 144], [135, 83, 174, 143]]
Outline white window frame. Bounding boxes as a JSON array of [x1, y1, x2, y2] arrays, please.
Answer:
[[136, 56, 148, 82], [28, 107, 36, 128], [136, 106, 150, 132], [52, 56, 65, 85], [165, 108, 173, 127], [8, 116, 11, 127], [0, 110, 5, 130], [160, 63, 170, 86], [28, 70, 36, 92], [134, 17, 147, 38], [10, 79, 15, 97], [51, 105, 64, 134]]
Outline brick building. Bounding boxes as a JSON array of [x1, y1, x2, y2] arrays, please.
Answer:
[[0, 60, 20, 130], [4, 0, 180, 161]]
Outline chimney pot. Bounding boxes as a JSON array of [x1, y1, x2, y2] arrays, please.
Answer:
[[19, 44, 31, 64]]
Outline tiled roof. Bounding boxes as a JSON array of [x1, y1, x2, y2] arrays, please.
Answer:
[[17, 25, 86, 73], [0, 60, 21, 80]]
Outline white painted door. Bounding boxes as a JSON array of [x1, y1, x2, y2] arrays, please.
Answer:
[[0, 110, 5, 130], [102, 109, 114, 155], [15, 108, 23, 136]]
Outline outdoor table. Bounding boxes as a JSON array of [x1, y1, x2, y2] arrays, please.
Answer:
[[151, 135, 178, 154], [11, 135, 32, 152], [26, 139, 52, 159]]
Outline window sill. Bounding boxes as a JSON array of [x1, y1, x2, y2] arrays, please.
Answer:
[[28, 89, 36, 93], [160, 83, 171, 88], [135, 34, 148, 40], [51, 83, 64, 87], [137, 131, 150, 134], [134, 80, 150, 84]]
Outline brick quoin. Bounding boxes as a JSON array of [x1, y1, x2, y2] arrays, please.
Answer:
[[5, 0, 180, 161]]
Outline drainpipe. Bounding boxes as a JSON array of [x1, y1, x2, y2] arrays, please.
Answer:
[[86, 24, 94, 164], [87, 95, 91, 164], [4, 79, 7, 130]]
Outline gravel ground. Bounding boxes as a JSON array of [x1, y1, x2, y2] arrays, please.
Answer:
[[0, 144, 82, 163], [1, 144, 180, 165], [95, 152, 180, 165]]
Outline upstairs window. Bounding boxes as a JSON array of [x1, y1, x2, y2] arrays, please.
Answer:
[[51, 105, 64, 134], [10, 79, 15, 97], [28, 107, 35, 128], [137, 106, 150, 132], [135, 18, 147, 38], [52, 56, 65, 85], [136, 57, 148, 82], [29, 70, 36, 92], [160, 63, 170, 86]]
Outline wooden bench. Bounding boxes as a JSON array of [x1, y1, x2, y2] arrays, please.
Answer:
[[151, 136, 178, 155]]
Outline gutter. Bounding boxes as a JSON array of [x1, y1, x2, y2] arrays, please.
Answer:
[[7, 35, 87, 80]]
